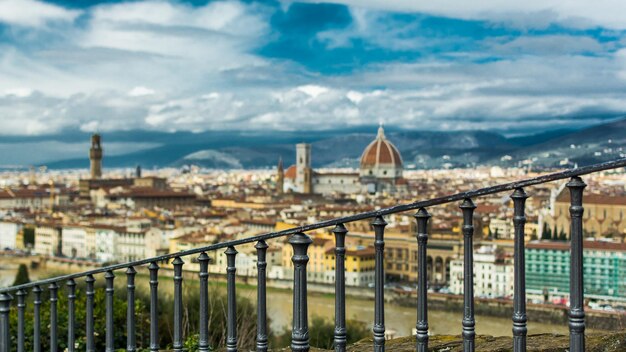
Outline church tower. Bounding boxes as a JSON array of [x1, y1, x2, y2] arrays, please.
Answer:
[[89, 134, 103, 179], [276, 157, 284, 195], [295, 143, 312, 194]]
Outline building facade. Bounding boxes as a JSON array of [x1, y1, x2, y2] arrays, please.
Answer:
[[0, 221, 22, 249], [450, 245, 514, 298], [34, 224, 62, 256], [526, 240, 626, 301]]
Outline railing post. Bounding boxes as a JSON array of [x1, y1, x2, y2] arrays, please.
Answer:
[[225, 246, 238, 352], [255, 240, 269, 352], [333, 224, 347, 352], [568, 176, 586, 352], [85, 275, 95, 352], [198, 252, 211, 352], [33, 285, 42, 352], [172, 257, 184, 352], [414, 208, 431, 352], [16, 289, 26, 352], [0, 293, 12, 352], [126, 267, 137, 352], [67, 279, 76, 352], [289, 233, 312, 352], [460, 199, 476, 352], [49, 282, 59, 352], [105, 270, 115, 352], [372, 216, 387, 352], [511, 188, 528, 352], [148, 262, 160, 352]]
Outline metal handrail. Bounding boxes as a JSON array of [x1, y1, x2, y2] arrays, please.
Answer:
[[2, 157, 625, 294]]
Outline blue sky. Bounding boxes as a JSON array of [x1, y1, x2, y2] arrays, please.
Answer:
[[1, 0, 626, 136]]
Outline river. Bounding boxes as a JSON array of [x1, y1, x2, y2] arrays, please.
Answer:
[[0, 262, 569, 337]]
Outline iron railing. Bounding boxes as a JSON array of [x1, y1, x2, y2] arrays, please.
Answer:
[[1, 158, 626, 352]]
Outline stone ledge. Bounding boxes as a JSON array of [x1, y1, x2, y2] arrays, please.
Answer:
[[343, 330, 626, 352], [212, 330, 626, 352]]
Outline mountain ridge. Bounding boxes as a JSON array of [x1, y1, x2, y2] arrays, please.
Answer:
[[6, 118, 624, 170]]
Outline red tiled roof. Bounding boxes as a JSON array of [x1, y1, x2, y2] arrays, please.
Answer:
[[285, 165, 297, 180], [556, 190, 626, 206], [360, 126, 402, 167]]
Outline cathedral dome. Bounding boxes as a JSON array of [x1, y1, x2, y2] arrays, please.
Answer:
[[360, 125, 403, 169]]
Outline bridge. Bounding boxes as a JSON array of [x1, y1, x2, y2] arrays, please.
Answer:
[[1, 158, 626, 352]]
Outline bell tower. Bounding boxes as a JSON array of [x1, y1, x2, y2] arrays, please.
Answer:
[[276, 157, 284, 195], [296, 143, 312, 194], [89, 134, 103, 179]]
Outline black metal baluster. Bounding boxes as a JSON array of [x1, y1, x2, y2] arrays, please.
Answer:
[[225, 246, 238, 352], [148, 262, 160, 352], [568, 177, 586, 352], [372, 216, 387, 352], [460, 199, 476, 352], [172, 257, 184, 352], [511, 188, 528, 351], [105, 271, 115, 352], [415, 208, 431, 352], [85, 275, 95, 352], [289, 233, 312, 352], [333, 224, 347, 352], [16, 289, 26, 352], [198, 252, 210, 352], [49, 282, 58, 352], [0, 292, 11, 352], [255, 240, 269, 352], [33, 285, 42, 352], [127, 267, 137, 352], [67, 279, 76, 352]]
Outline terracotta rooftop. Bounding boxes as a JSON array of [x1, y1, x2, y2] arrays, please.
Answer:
[[360, 125, 403, 168], [556, 190, 626, 206]]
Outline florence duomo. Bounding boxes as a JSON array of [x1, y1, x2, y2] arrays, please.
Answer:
[[280, 124, 407, 195]]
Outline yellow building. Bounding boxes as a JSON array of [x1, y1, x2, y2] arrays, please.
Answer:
[[550, 191, 626, 240], [323, 246, 376, 287]]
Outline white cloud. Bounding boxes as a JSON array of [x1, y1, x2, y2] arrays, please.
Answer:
[[128, 86, 156, 97], [0, 0, 80, 27], [308, 0, 626, 30], [0, 0, 625, 137]]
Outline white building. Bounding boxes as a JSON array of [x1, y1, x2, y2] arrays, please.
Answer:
[[34, 224, 62, 256], [61, 226, 90, 258], [489, 218, 512, 239], [93, 225, 122, 263], [0, 220, 22, 249], [450, 245, 514, 298]]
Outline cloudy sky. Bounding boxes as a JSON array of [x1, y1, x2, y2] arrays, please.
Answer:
[[1, 0, 626, 136]]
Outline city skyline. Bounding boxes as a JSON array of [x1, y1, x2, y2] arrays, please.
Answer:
[[1, 0, 626, 137]]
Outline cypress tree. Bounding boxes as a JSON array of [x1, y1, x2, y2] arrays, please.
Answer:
[[559, 228, 567, 241], [541, 223, 552, 240], [12, 264, 30, 286]]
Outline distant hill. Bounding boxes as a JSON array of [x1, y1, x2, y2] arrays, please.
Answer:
[[7, 117, 626, 170]]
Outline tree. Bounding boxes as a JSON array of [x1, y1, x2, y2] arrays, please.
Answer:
[[552, 225, 559, 241], [541, 223, 552, 240], [22, 227, 35, 247], [559, 228, 567, 241], [274, 316, 370, 349], [12, 264, 30, 286]]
